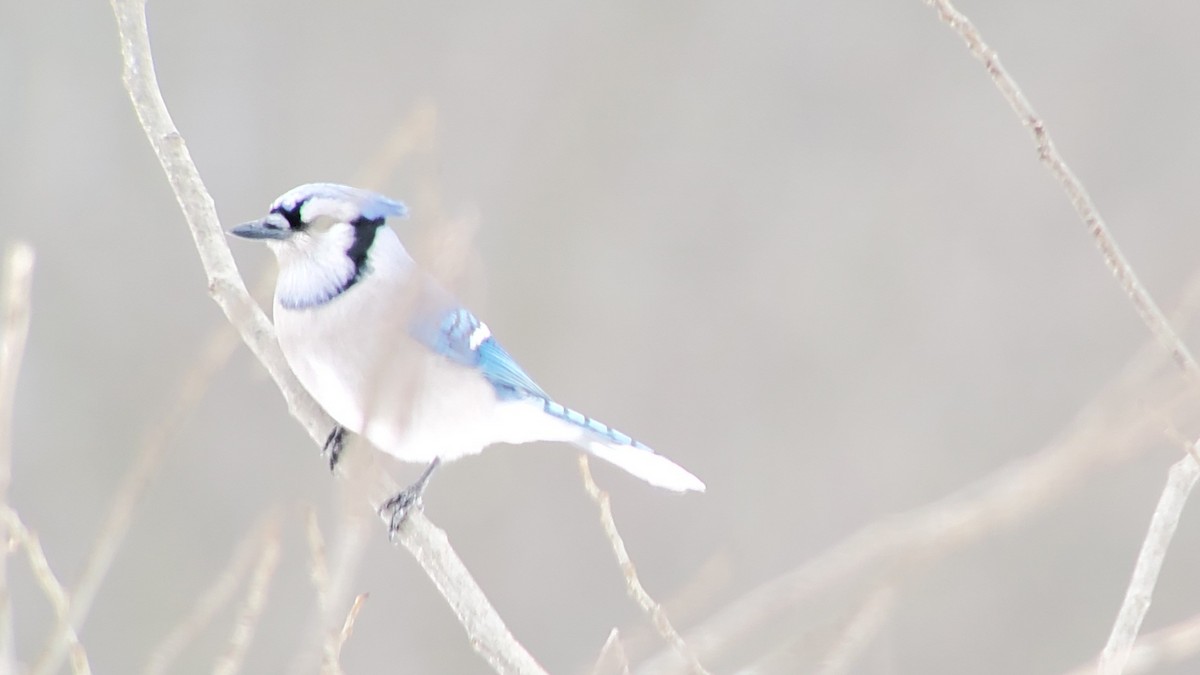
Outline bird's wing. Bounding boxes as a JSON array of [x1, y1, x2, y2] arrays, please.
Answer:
[[411, 304, 549, 400]]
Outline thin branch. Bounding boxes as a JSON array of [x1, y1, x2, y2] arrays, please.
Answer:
[[305, 507, 333, 617], [107, 2, 545, 672], [593, 628, 633, 675], [1066, 610, 1200, 675], [321, 593, 368, 675], [637, 339, 1191, 673], [1097, 447, 1200, 674], [33, 317, 241, 674], [922, 5, 1200, 673], [304, 506, 344, 675], [814, 586, 897, 675], [0, 242, 34, 673], [351, 99, 438, 188], [0, 507, 91, 675], [289, 512, 371, 675], [143, 515, 276, 675], [924, 0, 1200, 380], [579, 457, 709, 675], [212, 514, 283, 675]]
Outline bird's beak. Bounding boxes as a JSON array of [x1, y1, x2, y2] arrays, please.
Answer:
[[230, 217, 291, 241]]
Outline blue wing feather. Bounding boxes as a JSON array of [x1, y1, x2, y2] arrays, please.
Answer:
[[412, 306, 548, 399], [411, 302, 656, 451]]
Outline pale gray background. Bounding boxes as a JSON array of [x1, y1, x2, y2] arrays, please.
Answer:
[[6, 1, 1200, 673]]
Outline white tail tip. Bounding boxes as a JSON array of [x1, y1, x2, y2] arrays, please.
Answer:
[[586, 441, 706, 493]]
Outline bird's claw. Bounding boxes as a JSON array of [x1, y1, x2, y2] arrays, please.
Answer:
[[322, 425, 346, 473], [378, 457, 442, 540], [379, 488, 424, 539]]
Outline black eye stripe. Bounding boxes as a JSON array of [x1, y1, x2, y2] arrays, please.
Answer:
[[271, 203, 306, 230]]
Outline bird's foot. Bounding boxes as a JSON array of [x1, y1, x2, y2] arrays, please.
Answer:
[[322, 425, 346, 473], [379, 457, 442, 539]]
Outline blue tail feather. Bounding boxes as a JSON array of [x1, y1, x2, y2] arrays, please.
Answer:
[[541, 399, 642, 448]]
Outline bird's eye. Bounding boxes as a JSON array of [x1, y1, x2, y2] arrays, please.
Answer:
[[272, 205, 305, 230]]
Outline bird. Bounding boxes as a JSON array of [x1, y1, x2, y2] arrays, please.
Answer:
[[231, 183, 705, 534]]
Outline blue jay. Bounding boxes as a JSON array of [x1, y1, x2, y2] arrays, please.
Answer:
[[232, 183, 704, 533]]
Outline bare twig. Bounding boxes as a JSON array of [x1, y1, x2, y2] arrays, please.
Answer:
[[1098, 448, 1200, 674], [212, 514, 283, 675], [1066, 610, 1200, 675], [305, 507, 333, 618], [638, 339, 1191, 672], [579, 457, 709, 675], [107, 2, 546, 672], [289, 512, 372, 675], [814, 586, 897, 675], [923, 5, 1200, 673], [0, 244, 32, 508], [0, 242, 34, 673], [33, 319, 242, 674], [593, 628, 633, 675], [304, 506, 345, 675], [320, 593, 368, 675], [143, 515, 276, 675], [924, 0, 1200, 380], [351, 99, 438, 188], [0, 507, 91, 675]]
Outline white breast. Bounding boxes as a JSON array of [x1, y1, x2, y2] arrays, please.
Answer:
[[272, 227, 562, 463]]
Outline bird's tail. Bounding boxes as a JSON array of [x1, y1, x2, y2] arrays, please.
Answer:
[[541, 399, 706, 493]]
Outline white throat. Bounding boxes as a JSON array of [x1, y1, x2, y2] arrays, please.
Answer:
[[272, 225, 412, 310]]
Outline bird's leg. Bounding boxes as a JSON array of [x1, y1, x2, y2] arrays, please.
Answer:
[[322, 425, 346, 473], [379, 457, 442, 539]]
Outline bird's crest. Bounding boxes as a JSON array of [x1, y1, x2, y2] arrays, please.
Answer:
[[271, 183, 408, 224]]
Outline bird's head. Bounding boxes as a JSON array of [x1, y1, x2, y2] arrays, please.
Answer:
[[233, 182, 407, 245], [232, 183, 409, 308]]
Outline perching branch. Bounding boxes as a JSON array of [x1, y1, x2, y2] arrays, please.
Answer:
[[107, 1, 546, 673]]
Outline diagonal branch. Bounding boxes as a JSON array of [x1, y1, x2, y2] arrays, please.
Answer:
[[924, 0, 1200, 380], [1098, 448, 1200, 674], [0, 507, 92, 675], [212, 513, 283, 675], [637, 338, 1190, 672], [578, 457, 709, 675], [143, 513, 276, 675], [107, 1, 546, 673], [922, 4, 1200, 673], [1066, 608, 1200, 675]]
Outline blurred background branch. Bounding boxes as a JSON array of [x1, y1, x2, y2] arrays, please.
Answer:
[[0, 243, 35, 674], [8, 0, 1200, 672], [925, 2, 1200, 673]]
